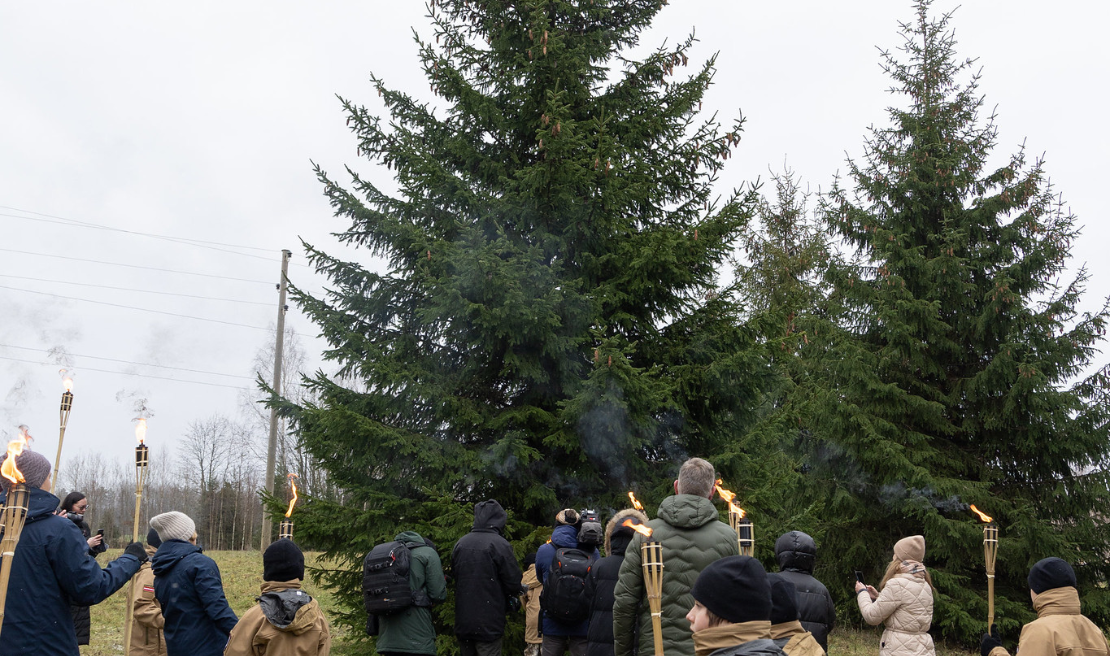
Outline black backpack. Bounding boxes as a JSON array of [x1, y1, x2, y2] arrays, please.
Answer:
[[540, 547, 592, 623], [362, 540, 415, 616]]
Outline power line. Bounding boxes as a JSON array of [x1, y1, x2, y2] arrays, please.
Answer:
[[0, 344, 256, 380], [0, 284, 273, 331], [0, 355, 251, 391], [0, 273, 273, 307], [0, 247, 275, 284]]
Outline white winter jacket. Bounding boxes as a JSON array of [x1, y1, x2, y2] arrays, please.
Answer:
[[856, 573, 935, 656]]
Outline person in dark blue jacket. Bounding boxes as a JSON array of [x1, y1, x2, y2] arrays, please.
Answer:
[[150, 511, 238, 656], [0, 448, 145, 656], [535, 509, 602, 656]]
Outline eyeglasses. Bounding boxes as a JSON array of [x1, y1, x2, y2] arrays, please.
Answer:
[[74, 503, 88, 512]]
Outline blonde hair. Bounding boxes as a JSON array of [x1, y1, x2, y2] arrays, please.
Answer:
[[880, 557, 935, 591]]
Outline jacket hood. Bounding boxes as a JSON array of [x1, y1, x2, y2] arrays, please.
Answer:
[[605, 508, 649, 555], [551, 524, 579, 548], [657, 494, 721, 529], [774, 531, 816, 574], [522, 564, 540, 589], [1034, 586, 1081, 618], [473, 499, 507, 533], [2, 486, 62, 523], [258, 581, 320, 634], [396, 530, 428, 547], [151, 539, 203, 576]]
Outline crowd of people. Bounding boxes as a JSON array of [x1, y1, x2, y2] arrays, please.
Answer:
[[0, 450, 1107, 656]]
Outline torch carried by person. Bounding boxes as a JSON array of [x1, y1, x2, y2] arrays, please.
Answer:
[[715, 480, 753, 556], [123, 419, 150, 653], [0, 427, 34, 639], [51, 372, 74, 495], [279, 473, 298, 540], [624, 519, 664, 656], [628, 491, 644, 512], [971, 505, 998, 627]]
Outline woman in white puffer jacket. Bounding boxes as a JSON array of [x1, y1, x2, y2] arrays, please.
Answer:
[[855, 535, 936, 656]]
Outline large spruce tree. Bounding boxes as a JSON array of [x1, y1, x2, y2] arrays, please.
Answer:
[[280, 0, 775, 642], [797, 1, 1110, 642]]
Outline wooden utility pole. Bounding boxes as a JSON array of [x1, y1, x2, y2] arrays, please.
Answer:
[[261, 249, 291, 549]]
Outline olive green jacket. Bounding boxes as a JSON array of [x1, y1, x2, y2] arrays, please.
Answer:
[[613, 494, 739, 656], [374, 531, 447, 655]]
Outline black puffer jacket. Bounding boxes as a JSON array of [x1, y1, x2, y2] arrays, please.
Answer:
[[586, 509, 648, 656], [67, 513, 106, 645], [774, 531, 836, 653], [451, 500, 522, 642]]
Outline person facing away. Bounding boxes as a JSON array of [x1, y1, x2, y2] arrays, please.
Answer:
[[685, 555, 787, 656], [585, 508, 648, 656], [535, 508, 602, 656], [59, 490, 108, 647], [773, 531, 835, 653], [131, 527, 168, 656], [375, 530, 447, 656], [0, 448, 145, 656], [150, 511, 239, 656], [766, 574, 825, 656], [452, 499, 524, 656], [854, 535, 935, 656], [980, 557, 1109, 656], [613, 457, 739, 656], [224, 538, 331, 656], [522, 552, 543, 656]]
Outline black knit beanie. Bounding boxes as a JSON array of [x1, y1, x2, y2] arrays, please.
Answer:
[[691, 555, 772, 624], [767, 573, 799, 625], [1028, 557, 1076, 594], [146, 527, 162, 549], [263, 538, 305, 582], [525, 552, 537, 568]]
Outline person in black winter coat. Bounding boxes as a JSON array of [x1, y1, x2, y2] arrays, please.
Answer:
[[60, 490, 107, 646], [0, 448, 146, 656], [150, 511, 238, 656], [585, 509, 648, 656], [773, 531, 836, 653], [452, 499, 523, 656]]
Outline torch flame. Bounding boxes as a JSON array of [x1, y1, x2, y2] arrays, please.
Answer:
[[60, 369, 74, 392], [284, 473, 299, 518], [627, 491, 644, 511], [1, 426, 32, 484], [623, 518, 653, 537], [714, 479, 745, 518], [134, 418, 147, 444], [970, 504, 993, 524]]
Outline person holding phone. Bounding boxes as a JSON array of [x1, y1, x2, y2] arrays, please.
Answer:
[[60, 491, 108, 647], [854, 536, 935, 656]]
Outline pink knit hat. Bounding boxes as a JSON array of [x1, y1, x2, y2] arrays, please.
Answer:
[[894, 535, 925, 562]]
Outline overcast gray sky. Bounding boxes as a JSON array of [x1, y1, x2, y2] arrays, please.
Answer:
[[2, 1, 1107, 471]]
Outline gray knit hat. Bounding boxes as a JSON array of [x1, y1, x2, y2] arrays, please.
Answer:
[[0, 449, 52, 491], [150, 511, 196, 543]]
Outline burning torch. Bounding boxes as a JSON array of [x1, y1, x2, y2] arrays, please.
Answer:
[[971, 505, 998, 627], [123, 418, 150, 653], [280, 473, 298, 540], [628, 491, 644, 512], [625, 519, 664, 656], [715, 480, 753, 556], [51, 371, 74, 495], [0, 427, 34, 639]]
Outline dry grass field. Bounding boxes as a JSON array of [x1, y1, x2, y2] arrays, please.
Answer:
[[85, 549, 976, 656]]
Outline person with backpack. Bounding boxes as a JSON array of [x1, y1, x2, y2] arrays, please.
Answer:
[[364, 531, 446, 656], [586, 508, 648, 656], [535, 508, 603, 656], [224, 538, 331, 656], [773, 531, 835, 653], [452, 499, 523, 656]]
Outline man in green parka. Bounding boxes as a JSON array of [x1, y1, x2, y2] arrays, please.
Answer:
[[375, 531, 447, 656], [612, 458, 738, 656]]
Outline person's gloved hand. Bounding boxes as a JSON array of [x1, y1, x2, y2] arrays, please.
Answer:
[[123, 541, 149, 563], [507, 595, 522, 613], [981, 624, 1003, 656]]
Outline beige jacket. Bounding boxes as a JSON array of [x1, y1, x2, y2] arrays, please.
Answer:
[[224, 580, 331, 656], [130, 551, 167, 656], [856, 573, 935, 656], [772, 620, 826, 656], [521, 564, 543, 644], [988, 587, 1110, 656]]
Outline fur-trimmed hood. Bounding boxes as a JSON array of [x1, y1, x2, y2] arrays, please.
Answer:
[[604, 508, 649, 555]]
